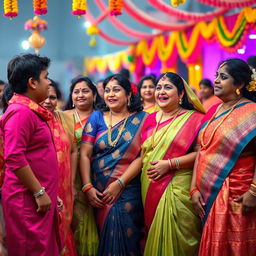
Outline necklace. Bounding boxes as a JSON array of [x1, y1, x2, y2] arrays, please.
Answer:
[[200, 99, 242, 149], [150, 108, 181, 149], [107, 111, 130, 147]]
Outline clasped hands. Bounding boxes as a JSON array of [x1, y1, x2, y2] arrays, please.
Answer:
[[147, 160, 170, 181]]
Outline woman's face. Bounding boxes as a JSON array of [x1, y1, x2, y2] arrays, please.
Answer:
[[140, 79, 155, 102], [214, 64, 236, 100], [41, 86, 57, 112], [104, 79, 129, 113], [200, 84, 213, 100], [72, 81, 94, 111], [155, 77, 181, 112]]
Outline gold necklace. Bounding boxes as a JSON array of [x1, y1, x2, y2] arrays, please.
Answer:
[[107, 111, 130, 147], [74, 108, 84, 128], [200, 99, 242, 149], [150, 108, 181, 149]]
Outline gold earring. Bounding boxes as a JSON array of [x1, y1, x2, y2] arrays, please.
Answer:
[[179, 98, 182, 105], [236, 89, 240, 95], [128, 98, 131, 107]]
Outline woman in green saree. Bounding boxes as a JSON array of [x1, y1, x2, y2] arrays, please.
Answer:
[[141, 72, 205, 255]]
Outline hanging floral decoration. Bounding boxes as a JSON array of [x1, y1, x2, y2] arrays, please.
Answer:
[[24, 16, 48, 31], [72, 0, 87, 16], [170, 0, 186, 7], [33, 0, 47, 15], [109, 0, 123, 16], [3, 0, 18, 18], [86, 24, 99, 47]]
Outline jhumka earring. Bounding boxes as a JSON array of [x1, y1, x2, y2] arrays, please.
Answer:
[[236, 88, 240, 96]]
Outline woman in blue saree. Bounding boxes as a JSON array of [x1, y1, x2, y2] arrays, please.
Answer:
[[80, 74, 147, 255]]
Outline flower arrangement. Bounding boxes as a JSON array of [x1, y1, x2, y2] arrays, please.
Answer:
[[72, 0, 87, 16], [24, 16, 48, 31], [171, 0, 186, 7], [33, 0, 47, 15], [109, 0, 123, 16], [246, 69, 256, 92], [3, 0, 18, 18]]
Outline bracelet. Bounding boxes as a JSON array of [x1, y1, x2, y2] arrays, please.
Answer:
[[33, 187, 45, 198], [249, 189, 256, 197], [173, 158, 180, 169], [82, 183, 93, 192], [251, 182, 256, 188], [168, 159, 173, 170], [189, 187, 199, 198], [117, 177, 125, 189]]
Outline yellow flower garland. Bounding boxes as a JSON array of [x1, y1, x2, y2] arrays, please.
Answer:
[[170, 0, 186, 7], [4, 0, 18, 18], [72, 0, 87, 16]]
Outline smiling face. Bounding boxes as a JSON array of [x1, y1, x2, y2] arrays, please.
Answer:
[[140, 79, 155, 102], [200, 84, 214, 100], [41, 86, 57, 112], [72, 81, 94, 111], [104, 79, 129, 113], [214, 64, 237, 101], [155, 77, 183, 112]]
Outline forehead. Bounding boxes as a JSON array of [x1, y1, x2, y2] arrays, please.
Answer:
[[142, 79, 154, 86], [106, 79, 121, 87], [217, 63, 229, 74], [48, 86, 56, 95], [157, 78, 173, 85], [73, 81, 89, 90]]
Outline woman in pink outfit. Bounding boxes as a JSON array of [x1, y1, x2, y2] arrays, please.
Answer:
[[0, 54, 62, 256]]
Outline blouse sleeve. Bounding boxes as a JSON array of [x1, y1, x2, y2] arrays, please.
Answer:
[[81, 111, 99, 145], [3, 109, 35, 171]]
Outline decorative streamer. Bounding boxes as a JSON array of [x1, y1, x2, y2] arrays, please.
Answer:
[[72, 0, 87, 16], [3, 0, 18, 18], [197, 0, 256, 8], [33, 0, 47, 15], [109, 0, 123, 16], [147, 0, 228, 22]]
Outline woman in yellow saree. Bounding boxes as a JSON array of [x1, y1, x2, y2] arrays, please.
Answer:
[[141, 72, 205, 256]]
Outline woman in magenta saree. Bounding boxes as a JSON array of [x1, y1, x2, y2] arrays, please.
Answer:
[[191, 59, 256, 256], [141, 72, 205, 256], [80, 74, 147, 255]]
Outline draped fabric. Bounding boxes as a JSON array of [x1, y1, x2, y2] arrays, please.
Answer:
[[141, 110, 204, 256], [82, 110, 147, 255], [47, 112, 77, 256], [70, 113, 99, 256], [143, 104, 160, 114], [195, 102, 256, 255]]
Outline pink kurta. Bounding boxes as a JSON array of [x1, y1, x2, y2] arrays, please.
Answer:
[[0, 103, 61, 256]]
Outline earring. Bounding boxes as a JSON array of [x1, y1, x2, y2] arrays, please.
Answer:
[[72, 103, 75, 108], [236, 89, 240, 95], [127, 98, 131, 107], [179, 98, 183, 105]]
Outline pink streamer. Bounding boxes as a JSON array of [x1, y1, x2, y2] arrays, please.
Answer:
[[197, 0, 256, 8]]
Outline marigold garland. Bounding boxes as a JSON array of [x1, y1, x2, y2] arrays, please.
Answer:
[[3, 0, 18, 18], [72, 0, 87, 16], [171, 0, 186, 7], [33, 0, 47, 15], [24, 16, 48, 31], [109, 0, 123, 16]]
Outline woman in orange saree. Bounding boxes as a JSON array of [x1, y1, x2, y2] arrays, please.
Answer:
[[191, 59, 256, 256], [42, 80, 78, 256]]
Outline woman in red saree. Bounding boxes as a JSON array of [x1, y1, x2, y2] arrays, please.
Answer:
[[191, 58, 256, 256], [42, 80, 78, 256], [141, 72, 205, 256]]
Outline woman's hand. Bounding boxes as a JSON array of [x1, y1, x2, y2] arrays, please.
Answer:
[[36, 192, 52, 213], [102, 181, 122, 205], [147, 160, 170, 180], [234, 191, 256, 216], [86, 187, 104, 208], [57, 196, 63, 212], [191, 190, 205, 219]]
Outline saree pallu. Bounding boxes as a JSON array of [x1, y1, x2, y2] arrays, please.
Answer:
[[143, 104, 160, 114], [141, 110, 204, 256], [82, 111, 147, 256], [195, 102, 256, 256], [71, 115, 99, 256], [47, 112, 77, 256]]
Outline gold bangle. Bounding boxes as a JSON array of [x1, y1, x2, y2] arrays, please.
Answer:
[[82, 183, 92, 191], [250, 183, 256, 189], [174, 158, 180, 169], [248, 189, 256, 197], [168, 159, 173, 170]]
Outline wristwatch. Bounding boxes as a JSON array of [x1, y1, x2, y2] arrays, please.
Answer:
[[33, 187, 45, 198]]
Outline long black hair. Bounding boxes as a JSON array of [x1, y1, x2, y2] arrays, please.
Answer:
[[64, 76, 101, 110], [99, 74, 143, 113], [219, 58, 256, 102], [157, 72, 194, 110]]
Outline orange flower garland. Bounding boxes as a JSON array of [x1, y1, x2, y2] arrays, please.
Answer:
[[3, 0, 18, 18], [72, 0, 87, 16], [109, 0, 123, 16], [33, 0, 47, 15], [171, 0, 186, 7]]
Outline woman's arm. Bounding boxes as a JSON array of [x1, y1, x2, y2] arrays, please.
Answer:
[[70, 142, 78, 199], [80, 143, 103, 208]]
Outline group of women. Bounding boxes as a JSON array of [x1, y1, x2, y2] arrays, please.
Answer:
[[37, 57, 256, 255]]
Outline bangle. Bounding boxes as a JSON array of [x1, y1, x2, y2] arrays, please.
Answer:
[[168, 159, 173, 170], [251, 182, 256, 187], [33, 187, 45, 198], [82, 183, 93, 192], [173, 158, 180, 169], [117, 177, 125, 189], [189, 187, 199, 198], [249, 189, 256, 197]]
